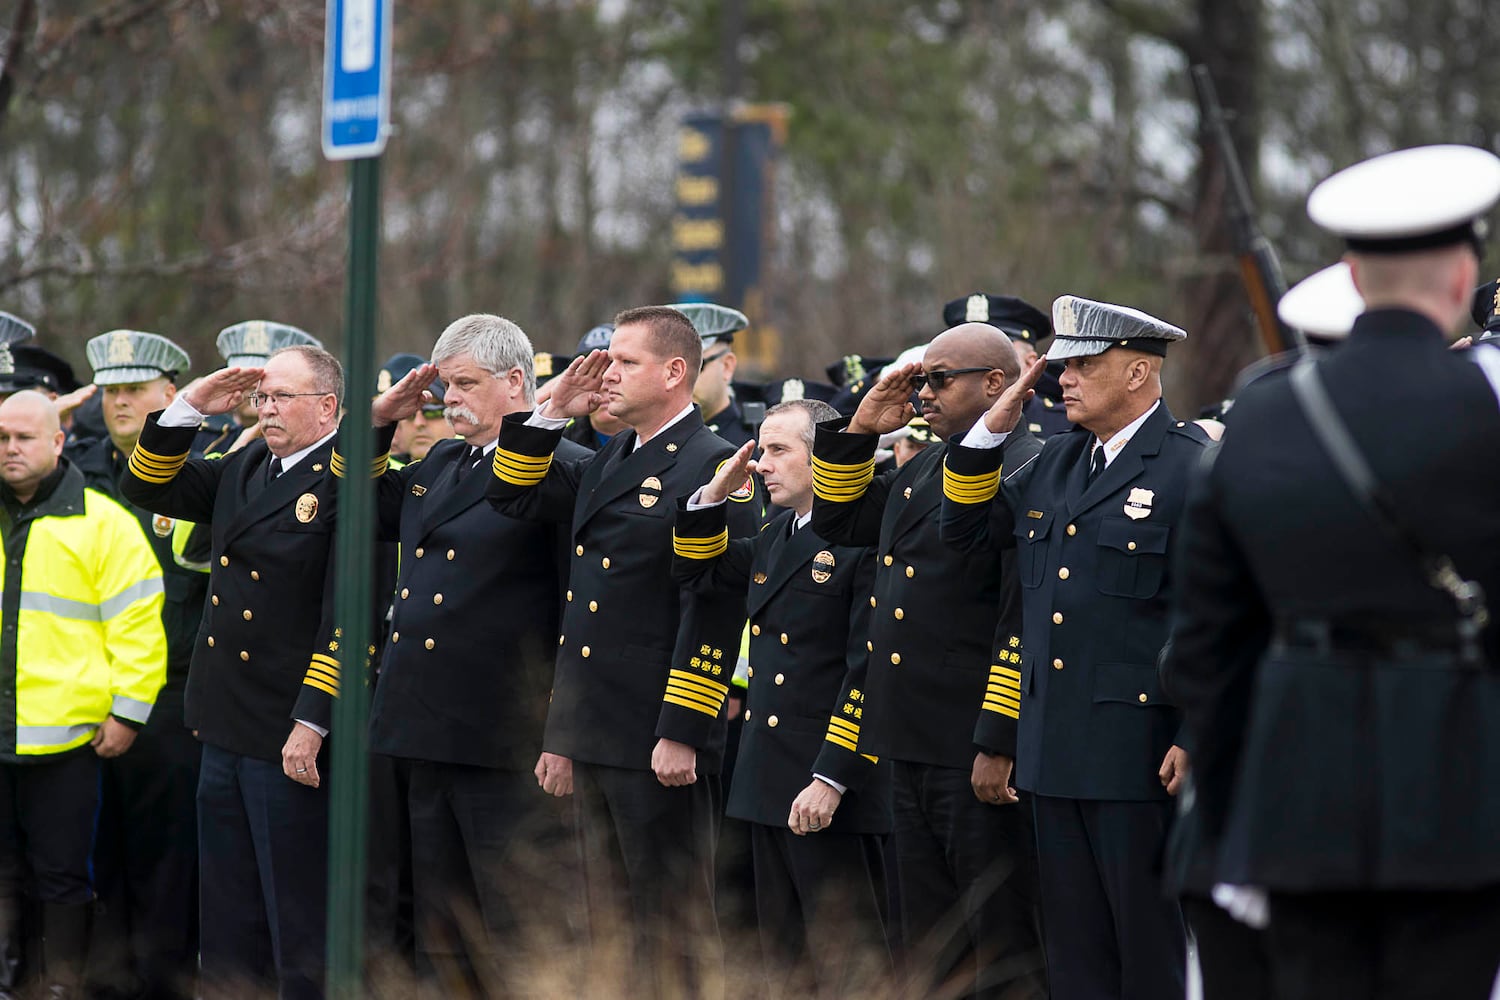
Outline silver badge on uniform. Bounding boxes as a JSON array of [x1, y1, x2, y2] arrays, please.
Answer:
[[811, 550, 836, 584], [1123, 487, 1154, 521]]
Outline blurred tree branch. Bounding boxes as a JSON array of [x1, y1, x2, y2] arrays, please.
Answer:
[[0, 0, 38, 136]]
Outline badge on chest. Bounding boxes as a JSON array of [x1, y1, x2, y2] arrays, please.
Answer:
[[1123, 487, 1154, 520], [639, 476, 663, 509], [811, 549, 836, 584]]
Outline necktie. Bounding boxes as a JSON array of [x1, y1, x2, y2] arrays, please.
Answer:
[[1087, 444, 1105, 484], [455, 445, 480, 482], [267, 456, 283, 484]]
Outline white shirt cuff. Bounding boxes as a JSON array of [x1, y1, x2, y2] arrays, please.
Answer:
[[813, 773, 847, 795], [159, 395, 207, 428], [524, 406, 570, 430], [960, 418, 1009, 449], [295, 719, 329, 739], [686, 486, 726, 510]]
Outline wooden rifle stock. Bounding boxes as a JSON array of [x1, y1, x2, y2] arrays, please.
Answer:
[[1192, 65, 1305, 355]]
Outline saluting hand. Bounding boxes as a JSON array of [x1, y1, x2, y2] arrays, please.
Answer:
[[184, 366, 266, 416], [55, 383, 99, 422], [698, 439, 756, 505], [652, 737, 698, 787], [788, 779, 841, 835], [372, 363, 440, 426], [980, 354, 1049, 435], [540, 350, 610, 419], [847, 362, 922, 436], [972, 751, 1020, 805]]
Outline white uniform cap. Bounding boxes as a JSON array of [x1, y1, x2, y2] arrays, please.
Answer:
[[1307, 145, 1500, 253], [1046, 295, 1186, 360], [1276, 263, 1363, 341]]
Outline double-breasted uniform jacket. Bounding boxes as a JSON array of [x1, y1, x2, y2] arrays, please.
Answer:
[[1165, 311, 1500, 892], [364, 430, 589, 770], [672, 503, 890, 833], [121, 413, 342, 762], [942, 403, 1208, 800], [486, 407, 759, 773], [809, 421, 1043, 766], [72, 437, 209, 690]]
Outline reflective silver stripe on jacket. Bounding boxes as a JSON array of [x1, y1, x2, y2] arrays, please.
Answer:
[[15, 724, 94, 747], [110, 695, 154, 725], [18, 577, 164, 622]]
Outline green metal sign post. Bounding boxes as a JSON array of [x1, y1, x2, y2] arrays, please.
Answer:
[[322, 0, 391, 993]]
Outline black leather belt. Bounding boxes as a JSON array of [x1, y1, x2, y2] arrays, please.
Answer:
[[1272, 617, 1480, 664]]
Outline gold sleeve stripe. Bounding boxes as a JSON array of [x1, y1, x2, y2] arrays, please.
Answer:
[[673, 529, 729, 560], [370, 454, 389, 477], [667, 669, 729, 700], [304, 653, 341, 695], [993, 665, 1021, 683], [861, 753, 880, 764], [812, 455, 875, 502], [983, 693, 1020, 719], [664, 689, 720, 714], [943, 463, 1000, 504], [330, 452, 346, 478], [825, 731, 858, 752], [493, 448, 552, 487], [828, 717, 860, 739], [127, 446, 188, 484]]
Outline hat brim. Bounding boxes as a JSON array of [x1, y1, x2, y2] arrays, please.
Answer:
[[1046, 336, 1172, 360], [92, 366, 174, 385], [224, 353, 269, 369]]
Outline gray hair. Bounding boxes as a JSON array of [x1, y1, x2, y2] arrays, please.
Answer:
[[270, 345, 344, 407], [764, 399, 839, 453], [431, 314, 536, 404]]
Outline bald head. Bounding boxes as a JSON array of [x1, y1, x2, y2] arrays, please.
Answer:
[[0, 390, 61, 434], [0, 390, 64, 503], [929, 323, 1021, 383]]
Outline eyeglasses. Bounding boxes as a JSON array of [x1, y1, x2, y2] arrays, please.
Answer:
[[909, 367, 994, 392], [418, 405, 447, 419], [247, 391, 332, 409], [700, 351, 731, 370]]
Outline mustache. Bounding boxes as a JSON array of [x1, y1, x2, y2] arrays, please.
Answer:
[[444, 405, 478, 424], [260, 419, 286, 433]]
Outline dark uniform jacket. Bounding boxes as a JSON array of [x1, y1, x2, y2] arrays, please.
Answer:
[[486, 406, 759, 773], [1164, 310, 1500, 892], [942, 403, 1208, 801], [121, 413, 342, 762], [809, 422, 1043, 766], [367, 431, 588, 770], [72, 437, 208, 692], [673, 503, 890, 834], [703, 397, 754, 449]]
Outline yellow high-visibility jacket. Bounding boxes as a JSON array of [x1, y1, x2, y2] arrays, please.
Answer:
[[1, 462, 167, 757]]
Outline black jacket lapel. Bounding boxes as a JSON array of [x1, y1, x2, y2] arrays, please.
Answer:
[[222, 439, 333, 543], [887, 445, 947, 542], [1067, 404, 1172, 520]]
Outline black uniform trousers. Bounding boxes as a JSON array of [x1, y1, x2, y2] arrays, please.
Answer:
[[891, 761, 1046, 1000], [90, 685, 201, 1000], [364, 752, 414, 976], [407, 760, 576, 996], [1032, 794, 1185, 1000], [573, 762, 722, 999], [1180, 895, 1270, 1000], [749, 823, 889, 998], [197, 743, 327, 1000], [0, 748, 99, 906], [1265, 887, 1500, 1000]]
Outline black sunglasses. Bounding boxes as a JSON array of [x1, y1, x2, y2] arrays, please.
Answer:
[[909, 367, 994, 392]]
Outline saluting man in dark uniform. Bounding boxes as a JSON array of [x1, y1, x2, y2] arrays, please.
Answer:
[[1167, 144, 1500, 1000], [811, 323, 1047, 1000], [194, 322, 323, 459], [673, 399, 891, 996], [487, 306, 759, 997], [350, 315, 588, 993], [121, 344, 348, 1000], [942, 296, 1208, 1000], [70, 330, 205, 1000], [944, 293, 1071, 439]]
